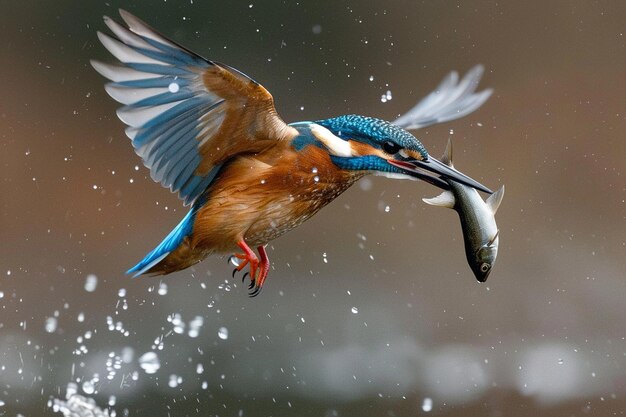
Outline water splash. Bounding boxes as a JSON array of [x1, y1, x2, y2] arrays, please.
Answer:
[[49, 383, 113, 417], [138, 351, 160, 374]]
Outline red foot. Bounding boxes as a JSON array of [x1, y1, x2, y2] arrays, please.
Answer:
[[231, 240, 270, 297]]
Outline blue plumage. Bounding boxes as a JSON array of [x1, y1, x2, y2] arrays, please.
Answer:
[[138, 109, 201, 152], [289, 122, 325, 151], [131, 90, 195, 107], [93, 10, 495, 286], [140, 38, 209, 67], [330, 154, 403, 173], [127, 206, 197, 277], [125, 63, 194, 76], [317, 115, 428, 159], [112, 77, 190, 89], [141, 96, 209, 129]]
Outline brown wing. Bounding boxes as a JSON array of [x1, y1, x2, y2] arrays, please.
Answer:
[[91, 9, 296, 205]]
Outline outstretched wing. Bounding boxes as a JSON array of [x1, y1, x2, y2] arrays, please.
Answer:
[[393, 65, 493, 131], [92, 10, 296, 205]]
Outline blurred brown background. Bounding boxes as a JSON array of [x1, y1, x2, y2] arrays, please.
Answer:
[[1, 0, 625, 416]]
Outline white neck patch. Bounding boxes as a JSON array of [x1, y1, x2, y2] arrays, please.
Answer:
[[373, 171, 418, 181], [310, 124, 352, 157]]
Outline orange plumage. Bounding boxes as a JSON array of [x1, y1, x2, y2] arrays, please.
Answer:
[[92, 11, 493, 296]]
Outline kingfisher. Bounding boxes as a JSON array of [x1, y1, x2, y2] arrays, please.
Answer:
[[92, 10, 493, 296]]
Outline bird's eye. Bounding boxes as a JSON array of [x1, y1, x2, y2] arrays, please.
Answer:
[[480, 263, 490, 272], [382, 141, 402, 154]]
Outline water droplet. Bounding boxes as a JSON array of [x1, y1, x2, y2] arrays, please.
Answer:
[[422, 397, 433, 412], [139, 351, 161, 374], [188, 316, 204, 338], [351, 307, 359, 314], [157, 282, 168, 295], [384, 205, 390, 213], [168, 374, 182, 388], [84, 274, 98, 292], [369, 75, 374, 81], [118, 288, 126, 297], [313, 176, 320, 182], [82, 380, 95, 395], [45, 317, 58, 333], [218, 326, 229, 340], [169, 313, 185, 334], [168, 82, 180, 93], [557, 358, 564, 365]]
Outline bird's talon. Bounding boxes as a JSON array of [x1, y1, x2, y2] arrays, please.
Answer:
[[249, 286, 262, 297], [241, 272, 249, 283]]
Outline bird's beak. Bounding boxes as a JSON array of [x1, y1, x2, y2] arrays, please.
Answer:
[[388, 157, 493, 194]]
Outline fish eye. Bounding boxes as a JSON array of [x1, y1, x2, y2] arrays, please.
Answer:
[[480, 263, 490, 272], [382, 141, 402, 154]]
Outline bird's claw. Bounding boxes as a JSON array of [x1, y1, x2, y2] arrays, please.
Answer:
[[230, 242, 271, 297], [249, 285, 262, 297]]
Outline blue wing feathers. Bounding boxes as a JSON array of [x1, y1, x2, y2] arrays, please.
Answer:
[[150, 129, 199, 181], [140, 38, 209, 67], [163, 148, 198, 188], [134, 107, 200, 150], [93, 10, 242, 206], [131, 90, 195, 108], [144, 124, 198, 172], [181, 165, 221, 204], [125, 63, 195, 76], [140, 96, 208, 129], [172, 152, 201, 190], [112, 77, 190, 89]]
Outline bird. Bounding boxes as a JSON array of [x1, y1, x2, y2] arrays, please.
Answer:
[[91, 10, 493, 296]]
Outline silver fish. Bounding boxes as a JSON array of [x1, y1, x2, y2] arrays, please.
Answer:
[[423, 140, 504, 282]]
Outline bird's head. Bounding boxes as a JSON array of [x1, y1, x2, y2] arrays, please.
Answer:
[[297, 115, 492, 193]]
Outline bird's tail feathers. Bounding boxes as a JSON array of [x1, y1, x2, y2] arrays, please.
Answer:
[[127, 208, 196, 277]]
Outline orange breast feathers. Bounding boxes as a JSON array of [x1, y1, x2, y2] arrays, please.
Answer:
[[190, 144, 363, 252]]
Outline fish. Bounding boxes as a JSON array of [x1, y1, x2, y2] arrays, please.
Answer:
[[423, 139, 504, 282]]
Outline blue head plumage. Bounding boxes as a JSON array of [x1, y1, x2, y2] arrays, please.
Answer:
[[316, 115, 428, 159]]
